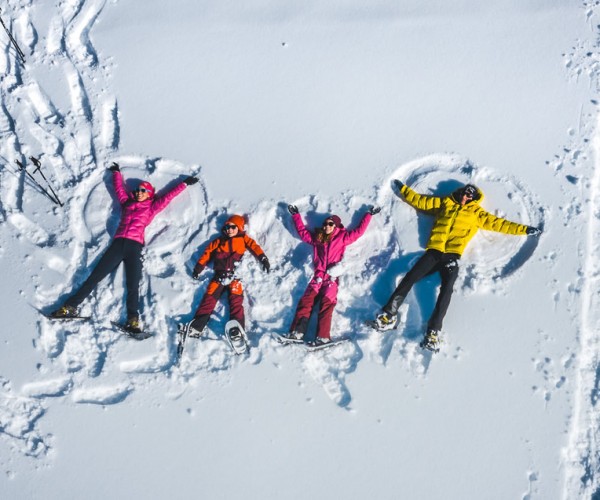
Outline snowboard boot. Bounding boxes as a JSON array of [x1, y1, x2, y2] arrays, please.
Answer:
[[280, 331, 304, 344], [124, 316, 143, 334], [421, 329, 441, 352], [49, 305, 79, 318], [374, 311, 397, 331], [307, 337, 331, 347]]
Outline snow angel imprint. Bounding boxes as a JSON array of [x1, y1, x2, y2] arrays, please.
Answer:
[[371, 180, 542, 352], [49, 163, 199, 334], [282, 204, 380, 347]]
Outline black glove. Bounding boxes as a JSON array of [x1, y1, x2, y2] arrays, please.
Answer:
[[288, 204, 299, 215], [393, 179, 404, 191], [368, 206, 381, 215], [108, 162, 120, 172], [192, 264, 204, 279], [259, 255, 270, 273], [184, 176, 199, 185], [526, 226, 542, 236]]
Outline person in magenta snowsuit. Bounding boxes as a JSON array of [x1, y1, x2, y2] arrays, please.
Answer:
[[50, 163, 199, 331], [283, 204, 380, 346]]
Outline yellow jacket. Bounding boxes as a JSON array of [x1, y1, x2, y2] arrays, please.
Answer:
[[400, 184, 528, 256]]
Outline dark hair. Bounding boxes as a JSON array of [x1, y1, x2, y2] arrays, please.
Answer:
[[315, 228, 334, 243]]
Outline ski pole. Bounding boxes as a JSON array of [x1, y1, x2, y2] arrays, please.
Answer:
[[0, 9, 26, 64], [15, 159, 61, 206], [29, 157, 63, 206]]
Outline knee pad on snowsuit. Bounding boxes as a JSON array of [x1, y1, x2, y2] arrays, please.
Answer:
[[229, 280, 243, 295]]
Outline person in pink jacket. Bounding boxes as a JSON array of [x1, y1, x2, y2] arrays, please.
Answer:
[[50, 162, 198, 332], [281, 204, 380, 346]]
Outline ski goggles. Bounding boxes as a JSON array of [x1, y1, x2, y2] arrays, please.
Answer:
[[463, 185, 477, 198], [223, 224, 238, 230]]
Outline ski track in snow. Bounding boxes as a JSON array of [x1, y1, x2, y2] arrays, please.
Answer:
[[0, 2, 597, 497], [561, 3, 600, 499]]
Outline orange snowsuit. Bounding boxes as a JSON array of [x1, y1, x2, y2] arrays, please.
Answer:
[[192, 215, 267, 332]]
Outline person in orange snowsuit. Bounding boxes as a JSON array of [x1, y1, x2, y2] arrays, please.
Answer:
[[187, 215, 270, 338]]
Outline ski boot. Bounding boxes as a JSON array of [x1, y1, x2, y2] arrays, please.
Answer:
[[420, 329, 441, 353], [49, 305, 79, 319], [279, 331, 305, 344]]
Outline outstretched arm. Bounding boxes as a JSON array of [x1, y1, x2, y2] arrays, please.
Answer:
[[476, 208, 529, 235], [192, 238, 220, 278], [243, 235, 266, 259], [398, 184, 441, 213], [151, 182, 187, 213], [243, 235, 270, 272]]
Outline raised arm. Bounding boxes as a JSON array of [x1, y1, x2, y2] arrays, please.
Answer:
[[291, 212, 315, 245], [343, 212, 372, 245], [151, 182, 187, 213], [111, 170, 130, 205]]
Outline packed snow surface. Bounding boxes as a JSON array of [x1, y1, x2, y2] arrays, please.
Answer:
[[1, 1, 600, 499]]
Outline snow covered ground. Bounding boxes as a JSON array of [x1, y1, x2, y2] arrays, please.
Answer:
[[0, 0, 599, 498]]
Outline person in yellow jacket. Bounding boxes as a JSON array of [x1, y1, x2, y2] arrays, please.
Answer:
[[372, 180, 542, 351]]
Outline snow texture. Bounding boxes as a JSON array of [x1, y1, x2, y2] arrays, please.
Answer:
[[0, 0, 599, 499]]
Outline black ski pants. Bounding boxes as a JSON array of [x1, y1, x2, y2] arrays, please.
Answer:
[[66, 237, 144, 319], [383, 249, 460, 331]]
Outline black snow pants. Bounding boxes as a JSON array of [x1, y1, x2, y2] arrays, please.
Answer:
[[66, 237, 144, 319], [383, 249, 460, 331]]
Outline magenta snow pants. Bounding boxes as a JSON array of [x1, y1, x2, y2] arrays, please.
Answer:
[[290, 277, 338, 339]]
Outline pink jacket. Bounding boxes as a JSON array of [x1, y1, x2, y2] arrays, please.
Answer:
[[292, 212, 372, 278], [112, 171, 187, 245]]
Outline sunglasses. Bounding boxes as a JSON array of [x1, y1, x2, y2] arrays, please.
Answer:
[[223, 224, 238, 230], [323, 221, 336, 227], [134, 188, 149, 193]]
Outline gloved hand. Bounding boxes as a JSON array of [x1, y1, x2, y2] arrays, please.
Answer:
[[393, 179, 404, 191], [259, 255, 270, 273], [184, 176, 199, 185], [368, 206, 381, 215], [288, 204, 299, 215], [108, 162, 120, 172], [192, 264, 204, 279], [526, 226, 542, 236]]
